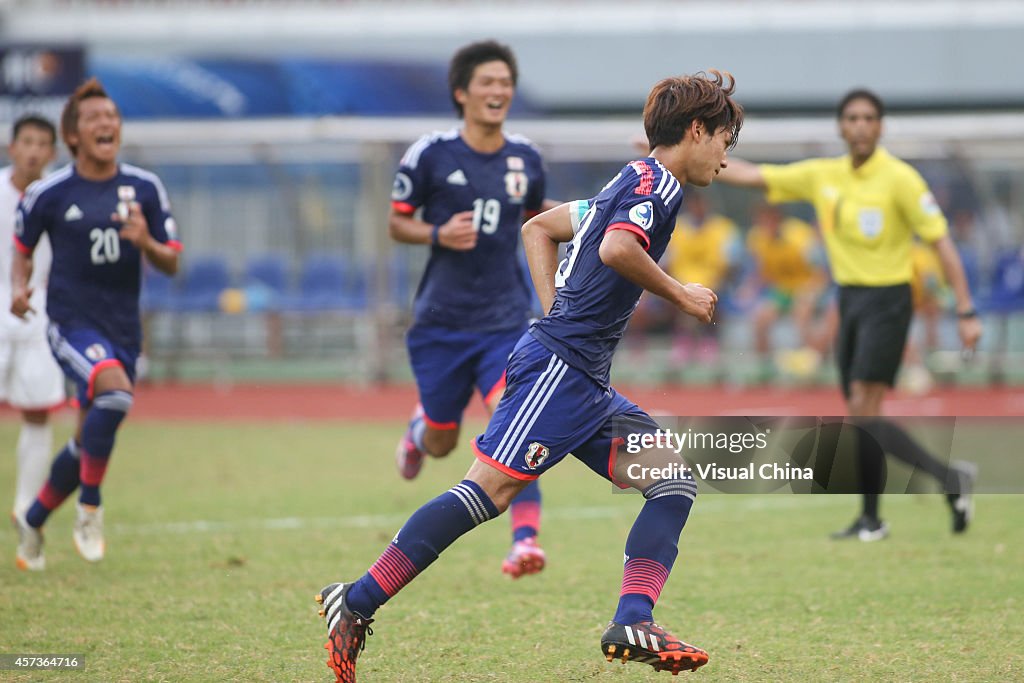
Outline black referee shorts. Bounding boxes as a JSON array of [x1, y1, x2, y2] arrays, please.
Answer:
[[836, 283, 913, 398]]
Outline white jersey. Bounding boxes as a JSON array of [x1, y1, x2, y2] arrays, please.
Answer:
[[0, 166, 51, 339]]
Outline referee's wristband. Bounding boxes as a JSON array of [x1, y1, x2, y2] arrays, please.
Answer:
[[430, 224, 441, 246], [957, 309, 978, 319]]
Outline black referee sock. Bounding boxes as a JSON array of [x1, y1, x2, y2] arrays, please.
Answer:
[[864, 419, 952, 491], [856, 427, 885, 521]]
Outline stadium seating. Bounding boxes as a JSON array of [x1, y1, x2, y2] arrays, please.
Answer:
[[140, 265, 179, 313], [286, 253, 368, 312], [243, 252, 290, 312], [178, 254, 232, 312]]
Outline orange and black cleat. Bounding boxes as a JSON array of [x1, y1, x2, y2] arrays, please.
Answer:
[[315, 582, 374, 683], [600, 621, 708, 675]]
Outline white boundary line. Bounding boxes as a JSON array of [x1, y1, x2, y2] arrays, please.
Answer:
[[107, 496, 855, 537]]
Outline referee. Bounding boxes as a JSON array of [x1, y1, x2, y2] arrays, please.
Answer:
[[718, 88, 982, 540]]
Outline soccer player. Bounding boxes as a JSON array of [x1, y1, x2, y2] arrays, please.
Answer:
[[315, 70, 741, 682], [389, 41, 556, 577], [717, 88, 981, 539], [2, 115, 65, 523], [11, 78, 181, 570]]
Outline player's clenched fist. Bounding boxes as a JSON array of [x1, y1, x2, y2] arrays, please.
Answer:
[[10, 286, 34, 319], [437, 211, 477, 251], [112, 201, 150, 249], [679, 282, 717, 323]]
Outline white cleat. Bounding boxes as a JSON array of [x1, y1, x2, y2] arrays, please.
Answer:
[[14, 511, 45, 571], [73, 504, 105, 562]]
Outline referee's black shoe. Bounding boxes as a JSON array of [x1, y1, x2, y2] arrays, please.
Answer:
[[830, 515, 889, 542], [947, 460, 977, 534]]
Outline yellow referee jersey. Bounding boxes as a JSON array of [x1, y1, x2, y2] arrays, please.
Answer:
[[759, 147, 947, 286]]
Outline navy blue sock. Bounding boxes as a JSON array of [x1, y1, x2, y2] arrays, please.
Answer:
[[614, 477, 697, 626], [509, 479, 541, 542], [78, 391, 132, 507], [26, 440, 80, 528], [346, 480, 499, 618]]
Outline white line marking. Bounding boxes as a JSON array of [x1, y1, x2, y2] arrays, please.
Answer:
[[102, 496, 855, 537]]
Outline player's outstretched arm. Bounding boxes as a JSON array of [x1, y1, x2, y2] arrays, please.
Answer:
[[522, 202, 574, 314], [10, 249, 35, 319], [932, 234, 982, 351], [599, 230, 717, 323], [714, 157, 767, 190]]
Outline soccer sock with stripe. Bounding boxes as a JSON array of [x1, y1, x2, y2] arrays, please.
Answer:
[[345, 480, 499, 618], [509, 479, 541, 542], [613, 477, 697, 626], [25, 439, 80, 528], [78, 391, 133, 507]]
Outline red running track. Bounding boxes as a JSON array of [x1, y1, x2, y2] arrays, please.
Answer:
[[20, 383, 1017, 422]]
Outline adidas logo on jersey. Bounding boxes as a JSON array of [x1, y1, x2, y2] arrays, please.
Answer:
[[446, 169, 468, 186], [64, 204, 83, 221]]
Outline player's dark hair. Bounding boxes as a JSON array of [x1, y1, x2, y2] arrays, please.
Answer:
[[643, 70, 743, 151], [61, 77, 118, 157], [448, 40, 518, 118], [837, 88, 885, 119], [11, 114, 56, 145]]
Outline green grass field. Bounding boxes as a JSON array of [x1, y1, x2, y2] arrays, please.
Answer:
[[2, 419, 1022, 682]]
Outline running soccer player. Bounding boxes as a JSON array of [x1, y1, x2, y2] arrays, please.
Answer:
[[11, 78, 181, 570], [389, 40, 556, 577], [2, 115, 65, 524], [316, 70, 741, 682], [717, 88, 981, 539]]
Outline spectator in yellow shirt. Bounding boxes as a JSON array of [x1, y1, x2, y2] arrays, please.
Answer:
[[745, 203, 833, 380], [663, 192, 741, 373], [717, 88, 981, 540]]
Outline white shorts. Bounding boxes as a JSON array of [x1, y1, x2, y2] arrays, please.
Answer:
[[0, 334, 66, 410]]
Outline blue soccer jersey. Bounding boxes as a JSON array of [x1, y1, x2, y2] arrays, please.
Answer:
[[391, 129, 546, 331], [531, 158, 684, 387], [15, 163, 181, 350]]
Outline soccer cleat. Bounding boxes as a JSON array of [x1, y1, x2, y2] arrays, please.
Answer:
[[395, 405, 427, 480], [73, 503, 105, 562], [316, 583, 374, 683], [601, 621, 709, 675], [501, 537, 547, 578], [948, 460, 977, 534], [14, 511, 45, 571], [395, 434, 425, 480], [830, 515, 889, 542]]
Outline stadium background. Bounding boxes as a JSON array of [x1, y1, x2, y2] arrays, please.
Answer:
[[2, 0, 1023, 390], [2, 3, 1024, 681]]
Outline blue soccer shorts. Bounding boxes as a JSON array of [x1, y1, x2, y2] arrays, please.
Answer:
[[406, 323, 526, 429], [472, 334, 659, 482], [46, 324, 138, 407]]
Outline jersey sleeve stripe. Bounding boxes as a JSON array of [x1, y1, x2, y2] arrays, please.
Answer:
[[166, 239, 184, 252], [20, 164, 73, 214], [663, 177, 681, 205], [121, 164, 171, 211], [605, 222, 651, 250], [399, 128, 459, 170], [655, 168, 670, 197], [391, 200, 417, 215], [13, 235, 32, 255]]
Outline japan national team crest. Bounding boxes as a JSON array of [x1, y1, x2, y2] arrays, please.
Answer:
[[524, 442, 550, 470], [505, 156, 528, 203], [85, 344, 107, 361]]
